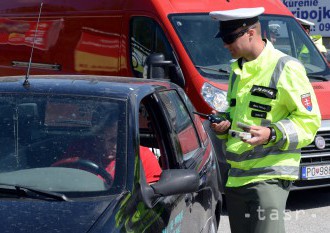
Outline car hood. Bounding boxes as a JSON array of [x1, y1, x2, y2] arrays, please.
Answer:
[[0, 197, 118, 233]]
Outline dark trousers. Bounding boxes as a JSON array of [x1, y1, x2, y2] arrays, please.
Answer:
[[225, 179, 292, 233]]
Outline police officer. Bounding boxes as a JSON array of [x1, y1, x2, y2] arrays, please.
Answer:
[[268, 24, 280, 44], [209, 7, 321, 233], [296, 17, 328, 57]]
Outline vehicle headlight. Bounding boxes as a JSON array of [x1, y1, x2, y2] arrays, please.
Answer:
[[201, 82, 229, 112]]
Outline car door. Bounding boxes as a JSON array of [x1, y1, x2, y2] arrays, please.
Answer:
[[137, 89, 216, 233]]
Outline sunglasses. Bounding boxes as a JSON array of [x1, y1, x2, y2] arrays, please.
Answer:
[[220, 26, 255, 44]]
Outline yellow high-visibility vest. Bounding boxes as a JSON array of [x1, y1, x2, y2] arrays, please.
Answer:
[[219, 40, 321, 187], [298, 34, 327, 63], [311, 35, 327, 53]]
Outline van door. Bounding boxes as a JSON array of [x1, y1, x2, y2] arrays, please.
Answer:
[[0, 1, 123, 76]]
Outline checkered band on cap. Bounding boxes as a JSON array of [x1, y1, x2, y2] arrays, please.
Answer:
[[210, 7, 264, 37]]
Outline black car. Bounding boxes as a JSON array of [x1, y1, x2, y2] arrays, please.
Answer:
[[0, 75, 222, 233]]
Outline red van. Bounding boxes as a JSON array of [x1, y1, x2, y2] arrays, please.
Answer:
[[0, 0, 329, 189]]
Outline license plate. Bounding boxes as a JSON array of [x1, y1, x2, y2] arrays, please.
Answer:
[[301, 164, 330, 180]]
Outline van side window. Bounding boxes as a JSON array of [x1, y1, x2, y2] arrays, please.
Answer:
[[157, 90, 201, 162], [130, 17, 173, 78]]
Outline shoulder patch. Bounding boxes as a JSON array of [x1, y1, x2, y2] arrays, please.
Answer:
[[301, 93, 313, 111]]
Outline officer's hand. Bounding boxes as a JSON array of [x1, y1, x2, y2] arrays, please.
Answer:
[[210, 110, 231, 134], [243, 126, 271, 146], [211, 120, 231, 134]]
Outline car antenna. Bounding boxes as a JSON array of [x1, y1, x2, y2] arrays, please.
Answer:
[[23, 1, 44, 88]]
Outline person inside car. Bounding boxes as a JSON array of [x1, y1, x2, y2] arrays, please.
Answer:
[[296, 17, 328, 58], [55, 105, 162, 184]]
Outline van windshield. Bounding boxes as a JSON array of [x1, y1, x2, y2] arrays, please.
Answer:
[[170, 14, 328, 81]]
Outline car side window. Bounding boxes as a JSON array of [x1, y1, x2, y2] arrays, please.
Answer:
[[130, 17, 174, 78], [157, 90, 201, 162]]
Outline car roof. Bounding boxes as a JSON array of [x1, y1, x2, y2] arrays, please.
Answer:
[[0, 75, 175, 99]]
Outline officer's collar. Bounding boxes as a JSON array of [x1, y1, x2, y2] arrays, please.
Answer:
[[238, 39, 268, 69]]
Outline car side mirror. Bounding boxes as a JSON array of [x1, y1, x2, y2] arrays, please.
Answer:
[[145, 53, 185, 88], [140, 169, 199, 208], [152, 169, 199, 195]]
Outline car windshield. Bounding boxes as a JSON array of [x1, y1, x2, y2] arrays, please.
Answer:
[[0, 94, 127, 197], [170, 14, 328, 81]]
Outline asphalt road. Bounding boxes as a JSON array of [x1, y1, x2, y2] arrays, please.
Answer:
[[218, 186, 330, 233]]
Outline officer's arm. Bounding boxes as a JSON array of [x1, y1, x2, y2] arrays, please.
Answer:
[[274, 62, 321, 150]]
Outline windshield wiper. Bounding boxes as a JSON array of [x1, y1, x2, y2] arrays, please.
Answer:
[[0, 183, 70, 201], [195, 65, 230, 75], [308, 74, 330, 81]]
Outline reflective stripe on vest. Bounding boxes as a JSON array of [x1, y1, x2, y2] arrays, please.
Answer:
[[269, 56, 296, 89], [229, 166, 299, 177], [226, 146, 300, 162], [275, 119, 299, 150]]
